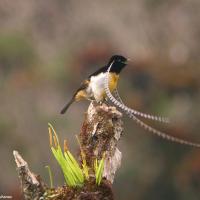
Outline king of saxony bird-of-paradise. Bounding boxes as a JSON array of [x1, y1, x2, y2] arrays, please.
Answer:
[[60, 55, 127, 114], [60, 54, 200, 148]]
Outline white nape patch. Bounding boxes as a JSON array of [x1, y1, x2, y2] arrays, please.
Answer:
[[90, 72, 107, 102]]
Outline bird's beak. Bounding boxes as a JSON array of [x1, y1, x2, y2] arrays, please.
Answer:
[[125, 58, 131, 64]]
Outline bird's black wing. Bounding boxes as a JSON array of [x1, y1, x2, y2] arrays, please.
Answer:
[[88, 65, 107, 78]]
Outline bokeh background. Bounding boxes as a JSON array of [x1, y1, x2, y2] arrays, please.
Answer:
[[0, 0, 200, 199]]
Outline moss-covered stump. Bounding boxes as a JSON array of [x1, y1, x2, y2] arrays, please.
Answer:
[[43, 179, 113, 200], [79, 102, 123, 183]]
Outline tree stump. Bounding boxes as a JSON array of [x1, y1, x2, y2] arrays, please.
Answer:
[[13, 102, 124, 200]]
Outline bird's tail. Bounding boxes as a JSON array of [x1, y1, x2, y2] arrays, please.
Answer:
[[60, 97, 75, 114]]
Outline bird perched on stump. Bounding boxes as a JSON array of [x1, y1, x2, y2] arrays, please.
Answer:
[[61, 55, 128, 114]]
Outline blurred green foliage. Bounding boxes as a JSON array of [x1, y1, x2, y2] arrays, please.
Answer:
[[0, 34, 36, 76]]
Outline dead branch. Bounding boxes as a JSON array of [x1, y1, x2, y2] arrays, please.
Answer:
[[13, 151, 46, 200]]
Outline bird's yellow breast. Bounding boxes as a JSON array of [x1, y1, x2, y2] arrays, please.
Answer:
[[79, 72, 120, 102], [108, 73, 119, 92]]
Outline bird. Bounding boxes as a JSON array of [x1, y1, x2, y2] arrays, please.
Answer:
[[60, 55, 128, 114]]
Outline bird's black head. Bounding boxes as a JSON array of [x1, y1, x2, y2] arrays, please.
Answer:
[[107, 55, 128, 74], [109, 55, 127, 65]]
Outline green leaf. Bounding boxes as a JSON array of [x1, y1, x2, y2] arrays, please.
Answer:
[[45, 165, 54, 188], [48, 123, 85, 187], [94, 155, 105, 185], [64, 151, 84, 183]]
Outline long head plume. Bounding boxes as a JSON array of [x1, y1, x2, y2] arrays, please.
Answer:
[[104, 61, 200, 148], [113, 89, 170, 123], [106, 60, 169, 123]]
